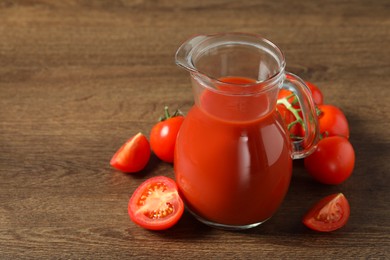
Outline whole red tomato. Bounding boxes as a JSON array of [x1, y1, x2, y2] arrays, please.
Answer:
[[110, 132, 151, 173], [318, 104, 349, 139], [150, 107, 185, 163], [304, 136, 355, 185], [305, 81, 324, 106]]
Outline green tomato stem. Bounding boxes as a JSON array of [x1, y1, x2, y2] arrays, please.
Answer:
[[277, 96, 305, 138], [164, 106, 170, 119], [159, 106, 184, 121]]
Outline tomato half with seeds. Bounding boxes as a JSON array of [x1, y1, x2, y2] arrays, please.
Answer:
[[128, 176, 184, 230], [303, 193, 350, 232], [110, 132, 151, 173]]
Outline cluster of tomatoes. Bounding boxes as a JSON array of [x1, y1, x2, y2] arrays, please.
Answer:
[[277, 77, 355, 232], [110, 79, 355, 232], [110, 107, 186, 230]]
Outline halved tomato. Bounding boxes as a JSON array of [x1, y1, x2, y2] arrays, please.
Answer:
[[303, 193, 350, 232], [128, 176, 184, 230]]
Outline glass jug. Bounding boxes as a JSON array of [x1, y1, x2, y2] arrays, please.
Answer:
[[174, 33, 319, 230]]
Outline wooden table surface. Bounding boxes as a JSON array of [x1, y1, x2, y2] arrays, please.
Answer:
[[1, 0, 389, 259]]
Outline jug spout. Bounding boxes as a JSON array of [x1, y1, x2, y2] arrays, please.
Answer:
[[175, 34, 209, 73], [175, 33, 286, 85]]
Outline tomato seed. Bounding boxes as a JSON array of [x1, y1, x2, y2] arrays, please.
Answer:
[[144, 202, 174, 219]]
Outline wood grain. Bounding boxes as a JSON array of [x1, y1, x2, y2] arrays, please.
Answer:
[[1, 0, 389, 258]]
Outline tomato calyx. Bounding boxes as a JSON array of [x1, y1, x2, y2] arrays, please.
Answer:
[[158, 106, 184, 122]]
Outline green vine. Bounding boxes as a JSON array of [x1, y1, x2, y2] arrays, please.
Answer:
[[277, 93, 305, 140]]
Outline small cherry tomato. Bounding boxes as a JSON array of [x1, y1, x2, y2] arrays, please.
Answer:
[[110, 132, 151, 173], [303, 193, 350, 232], [317, 104, 349, 139], [150, 107, 184, 163], [304, 136, 355, 185], [128, 176, 184, 230]]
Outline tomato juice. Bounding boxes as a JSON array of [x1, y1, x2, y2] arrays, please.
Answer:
[[174, 77, 292, 226]]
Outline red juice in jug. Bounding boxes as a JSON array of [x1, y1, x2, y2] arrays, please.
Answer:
[[174, 77, 292, 226]]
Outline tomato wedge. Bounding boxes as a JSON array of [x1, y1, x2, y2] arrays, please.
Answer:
[[303, 193, 350, 232], [110, 133, 151, 173], [128, 176, 184, 230]]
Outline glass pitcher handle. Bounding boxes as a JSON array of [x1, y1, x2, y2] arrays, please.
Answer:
[[281, 72, 320, 159]]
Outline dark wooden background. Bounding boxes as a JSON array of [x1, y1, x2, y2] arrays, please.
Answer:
[[1, 0, 389, 258]]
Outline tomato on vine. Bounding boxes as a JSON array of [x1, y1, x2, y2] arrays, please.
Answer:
[[150, 106, 185, 163], [317, 104, 349, 139], [277, 79, 323, 139], [276, 102, 304, 139]]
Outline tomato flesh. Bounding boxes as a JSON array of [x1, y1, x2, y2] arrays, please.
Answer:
[[128, 176, 184, 230], [110, 132, 151, 173], [303, 193, 350, 232]]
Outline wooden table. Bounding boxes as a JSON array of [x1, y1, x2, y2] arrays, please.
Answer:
[[1, 1, 389, 258]]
